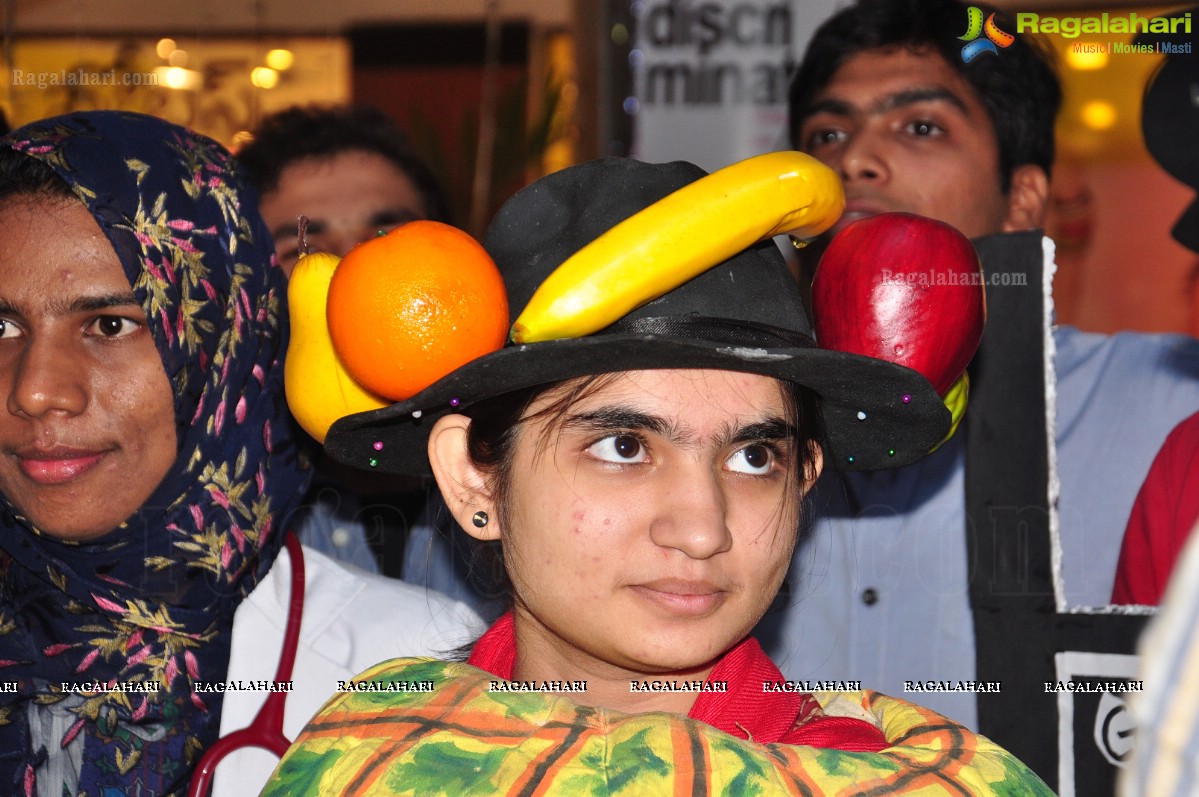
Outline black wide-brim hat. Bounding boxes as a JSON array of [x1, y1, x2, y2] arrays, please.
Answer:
[[325, 157, 949, 474]]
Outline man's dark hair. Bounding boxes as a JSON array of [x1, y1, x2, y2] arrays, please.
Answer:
[[788, 0, 1061, 189], [236, 104, 452, 223]]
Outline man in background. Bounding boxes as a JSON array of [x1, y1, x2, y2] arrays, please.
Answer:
[[238, 104, 451, 274], [237, 104, 452, 575], [764, 0, 1199, 734]]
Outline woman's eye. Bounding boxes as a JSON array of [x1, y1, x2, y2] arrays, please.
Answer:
[[88, 315, 140, 338], [726, 444, 775, 476], [587, 434, 648, 464]]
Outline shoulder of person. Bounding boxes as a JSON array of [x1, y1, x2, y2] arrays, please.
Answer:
[[1055, 325, 1199, 382]]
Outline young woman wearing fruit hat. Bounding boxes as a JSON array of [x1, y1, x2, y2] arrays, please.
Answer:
[[0, 111, 478, 797], [261, 155, 1051, 795]]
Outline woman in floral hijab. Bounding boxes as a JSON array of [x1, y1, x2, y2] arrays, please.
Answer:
[[0, 111, 308, 796]]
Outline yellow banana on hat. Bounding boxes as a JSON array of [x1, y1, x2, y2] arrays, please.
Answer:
[[510, 151, 845, 344]]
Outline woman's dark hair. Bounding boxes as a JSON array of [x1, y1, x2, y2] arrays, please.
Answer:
[[456, 373, 827, 606], [235, 104, 453, 224], [0, 147, 75, 202], [787, 0, 1061, 189]]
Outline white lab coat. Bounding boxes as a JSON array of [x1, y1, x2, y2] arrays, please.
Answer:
[[209, 544, 482, 797]]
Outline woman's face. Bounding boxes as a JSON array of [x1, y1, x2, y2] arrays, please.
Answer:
[[0, 197, 177, 540], [501, 369, 816, 679]]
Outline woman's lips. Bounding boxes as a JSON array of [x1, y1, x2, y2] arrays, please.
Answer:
[[629, 580, 727, 616], [17, 449, 107, 485]]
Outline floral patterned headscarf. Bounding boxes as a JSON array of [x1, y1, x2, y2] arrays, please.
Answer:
[[0, 111, 309, 797]]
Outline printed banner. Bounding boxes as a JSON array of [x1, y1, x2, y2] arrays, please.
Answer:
[[629, 0, 838, 170]]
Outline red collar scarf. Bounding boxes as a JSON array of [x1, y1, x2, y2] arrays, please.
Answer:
[[467, 613, 886, 751]]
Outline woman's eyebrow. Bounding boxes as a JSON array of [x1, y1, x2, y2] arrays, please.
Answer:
[[64, 292, 141, 313], [0, 292, 140, 319], [562, 408, 794, 449], [563, 407, 670, 437], [726, 418, 796, 447]]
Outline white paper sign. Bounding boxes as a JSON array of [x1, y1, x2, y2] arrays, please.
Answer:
[[629, 0, 841, 170]]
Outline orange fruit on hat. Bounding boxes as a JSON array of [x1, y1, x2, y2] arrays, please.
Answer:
[[326, 220, 509, 401]]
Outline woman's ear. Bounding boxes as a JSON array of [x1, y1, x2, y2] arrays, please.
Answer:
[[802, 442, 825, 494], [427, 414, 500, 541]]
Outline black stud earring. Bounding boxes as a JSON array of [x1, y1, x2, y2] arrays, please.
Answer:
[[471, 511, 489, 528]]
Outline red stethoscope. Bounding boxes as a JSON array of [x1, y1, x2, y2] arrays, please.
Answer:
[[187, 531, 305, 797]]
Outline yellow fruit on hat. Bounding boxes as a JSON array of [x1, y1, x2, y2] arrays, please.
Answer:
[[285, 251, 388, 442]]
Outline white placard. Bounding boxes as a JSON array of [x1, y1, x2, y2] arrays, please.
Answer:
[[629, 0, 842, 170]]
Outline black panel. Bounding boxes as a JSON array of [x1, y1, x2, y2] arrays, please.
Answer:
[[350, 23, 529, 67]]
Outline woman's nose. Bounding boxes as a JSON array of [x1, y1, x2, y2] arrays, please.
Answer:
[[648, 467, 733, 560], [6, 336, 88, 420]]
